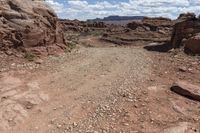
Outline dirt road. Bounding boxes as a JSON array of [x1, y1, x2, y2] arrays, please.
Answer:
[[0, 46, 199, 133]]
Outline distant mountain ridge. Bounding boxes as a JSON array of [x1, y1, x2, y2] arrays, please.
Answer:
[[88, 15, 144, 21]]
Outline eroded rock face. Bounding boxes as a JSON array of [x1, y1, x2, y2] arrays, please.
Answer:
[[125, 17, 174, 45], [127, 21, 143, 30], [171, 13, 200, 54], [59, 19, 107, 32], [178, 13, 196, 21], [0, 0, 66, 57], [127, 17, 173, 32], [142, 17, 173, 30], [185, 33, 200, 54]]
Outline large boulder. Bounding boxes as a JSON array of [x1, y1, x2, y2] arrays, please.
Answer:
[[0, 0, 66, 57], [170, 81, 200, 102], [184, 33, 200, 54], [171, 13, 200, 54]]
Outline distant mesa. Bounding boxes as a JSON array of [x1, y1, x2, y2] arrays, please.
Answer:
[[87, 15, 145, 25], [88, 15, 144, 22]]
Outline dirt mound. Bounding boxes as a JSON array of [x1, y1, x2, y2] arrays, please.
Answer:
[[0, 0, 66, 57], [171, 13, 200, 54]]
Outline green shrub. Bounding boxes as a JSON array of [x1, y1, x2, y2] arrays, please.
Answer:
[[24, 52, 35, 61], [79, 31, 104, 37], [68, 41, 77, 49], [81, 42, 94, 47], [64, 33, 80, 50]]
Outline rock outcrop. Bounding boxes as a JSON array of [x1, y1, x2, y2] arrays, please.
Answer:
[[59, 19, 107, 32], [0, 0, 66, 57], [171, 81, 200, 102], [127, 17, 173, 33], [185, 33, 200, 53], [171, 13, 200, 54], [101, 17, 174, 45], [142, 17, 173, 31]]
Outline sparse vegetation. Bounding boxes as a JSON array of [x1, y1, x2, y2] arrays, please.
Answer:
[[24, 52, 35, 61], [79, 31, 104, 37], [64, 33, 79, 50], [64, 31, 104, 50], [67, 41, 77, 50], [81, 42, 94, 47]]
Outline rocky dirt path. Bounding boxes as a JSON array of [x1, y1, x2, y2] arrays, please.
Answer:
[[0, 47, 150, 132], [0, 46, 199, 133]]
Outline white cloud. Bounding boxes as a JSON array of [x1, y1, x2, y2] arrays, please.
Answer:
[[46, 0, 65, 14], [46, 0, 200, 20]]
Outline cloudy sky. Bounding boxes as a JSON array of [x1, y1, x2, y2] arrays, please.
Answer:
[[46, 0, 200, 20]]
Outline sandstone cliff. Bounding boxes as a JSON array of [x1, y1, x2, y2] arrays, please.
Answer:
[[0, 0, 66, 57]]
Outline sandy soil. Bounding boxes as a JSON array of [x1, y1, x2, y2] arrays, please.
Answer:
[[0, 39, 199, 133]]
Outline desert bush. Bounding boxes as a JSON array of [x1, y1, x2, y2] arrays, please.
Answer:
[[64, 33, 79, 50], [68, 41, 77, 49], [24, 52, 35, 61], [79, 31, 104, 37], [81, 42, 94, 47]]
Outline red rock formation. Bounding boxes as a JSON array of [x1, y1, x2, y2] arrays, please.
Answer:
[[127, 21, 143, 30], [142, 17, 173, 29], [171, 13, 200, 54], [0, 0, 66, 57], [185, 33, 200, 54], [178, 13, 196, 21], [127, 17, 173, 33], [59, 19, 107, 32], [123, 17, 174, 44]]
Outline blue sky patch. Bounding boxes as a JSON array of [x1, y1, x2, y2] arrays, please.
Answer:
[[46, 0, 200, 20]]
